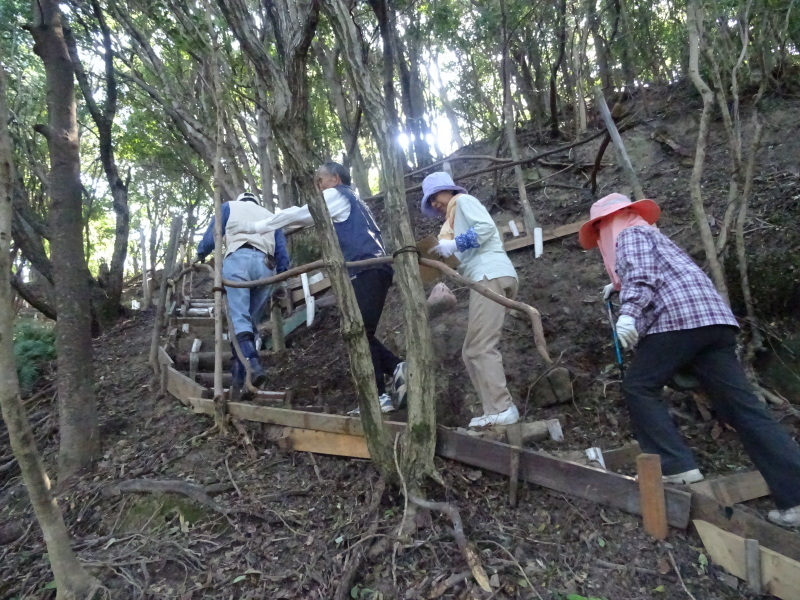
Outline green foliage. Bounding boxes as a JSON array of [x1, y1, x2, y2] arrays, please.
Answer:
[[13, 322, 56, 394]]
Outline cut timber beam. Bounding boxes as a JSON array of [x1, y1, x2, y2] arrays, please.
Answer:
[[435, 428, 691, 529], [694, 519, 800, 600], [166, 367, 210, 402], [691, 493, 800, 562], [183, 399, 690, 528], [185, 397, 404, 437], [690, 471, 769, 505], [500, 220, 583, 253], [277, 428, 370, 458]]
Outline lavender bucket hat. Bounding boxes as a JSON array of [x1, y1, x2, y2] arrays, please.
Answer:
[[420, 172, 467, 218]]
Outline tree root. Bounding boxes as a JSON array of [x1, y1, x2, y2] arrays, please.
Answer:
[[407, 494, 492, 593]]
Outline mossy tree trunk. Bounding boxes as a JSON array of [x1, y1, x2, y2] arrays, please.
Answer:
[[30, 0, 99, 480], [0, 57, 99, 600], [323, 0, 440, 489]]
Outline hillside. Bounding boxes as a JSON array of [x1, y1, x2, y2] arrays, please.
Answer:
[[1, 86, 799, 600]]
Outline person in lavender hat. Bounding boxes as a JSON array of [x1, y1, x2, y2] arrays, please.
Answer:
[[421, 171, 520, 428]]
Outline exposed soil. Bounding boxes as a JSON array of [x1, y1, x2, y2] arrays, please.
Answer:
[[2, 85, 800, 599]]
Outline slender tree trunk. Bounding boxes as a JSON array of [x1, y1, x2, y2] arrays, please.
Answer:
[[2, 58, 99, 600], [430, 49, 464, 148], [618, 0, 637, 89], [550, 0, 568, 137], [501, 0, 538, 234], [140, 228, 150, 308], [326, 0, 439, 489], [30, 0, 99, 480], [686, 0, 730, 302]]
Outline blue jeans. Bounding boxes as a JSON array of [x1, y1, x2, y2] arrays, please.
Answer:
[[222, 248, 275, 336]]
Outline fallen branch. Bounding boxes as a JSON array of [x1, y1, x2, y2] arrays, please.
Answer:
[[408, 494, 491, 593], [105, 479, 233, 517]]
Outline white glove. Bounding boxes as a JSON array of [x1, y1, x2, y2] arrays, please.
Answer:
[[429, 239, 458, 258], [228, 221, 257, 235], [615, 315, 639, 349], [602, 283, 617, 300]]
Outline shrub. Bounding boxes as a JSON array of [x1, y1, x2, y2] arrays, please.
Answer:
[[13, 321, 56, 394]]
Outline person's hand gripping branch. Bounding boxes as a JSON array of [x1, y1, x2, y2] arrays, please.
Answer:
[[429, 239, 457, 258], [602, 282, 617, 300]]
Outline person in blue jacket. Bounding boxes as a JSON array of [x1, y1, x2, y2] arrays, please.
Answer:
[[195, 192, 290, 399], [229, 163, 407, 414]]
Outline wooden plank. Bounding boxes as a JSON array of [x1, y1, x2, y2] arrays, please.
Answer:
[[263, 307, 307, 351], [637, 454, 668, 540], [276, 428, 370, 458], [691, 492, 800, 563], [181, 398, 690, 527], [690, 471, 769, 505], [694, 519, 800, 600], [158, 346, 174, 366], [435, 428, 691, 528], [502, 220, 583, 252], [166, 367, 210, 403], [603, 441, 641, 471], [290, 277, 331, 305], [186, 397, 405, 437]]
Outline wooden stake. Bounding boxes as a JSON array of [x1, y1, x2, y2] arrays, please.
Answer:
[[507, 423, 522, 507], [270, 302, 286, 353], [636, 453, 668, 540], [744, 538, 762, 595]]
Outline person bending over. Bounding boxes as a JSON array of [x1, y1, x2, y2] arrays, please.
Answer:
[[579, 192, 800, 527], [196, 191, 290, 400]]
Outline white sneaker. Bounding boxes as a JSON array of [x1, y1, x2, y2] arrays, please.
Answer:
[[468, 404, 520, 428], [347, 393, 395, 416], [662, 469, 704, 484], [768, 505, 800, 528], [378, 393, 396, 413], [393, 362, 408, 409]]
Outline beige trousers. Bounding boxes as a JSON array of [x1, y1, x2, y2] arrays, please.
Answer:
[[462, 276, 518, 416]]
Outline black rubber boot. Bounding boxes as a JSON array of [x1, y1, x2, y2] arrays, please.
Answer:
[[236, 332, 266, 388], [229, 345, 245, 402]]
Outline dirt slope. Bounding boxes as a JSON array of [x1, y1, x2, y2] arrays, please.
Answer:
[[2, 86, 800, 599]]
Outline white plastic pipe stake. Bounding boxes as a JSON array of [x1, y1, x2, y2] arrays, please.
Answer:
[[508, 220, 520, 237], [534, 227, 544, 258]]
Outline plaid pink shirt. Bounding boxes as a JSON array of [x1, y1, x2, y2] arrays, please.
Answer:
[[615, 226, 739, 336]]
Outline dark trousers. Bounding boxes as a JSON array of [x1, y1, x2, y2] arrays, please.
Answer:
[[351, 268, 400, 395], [623, 325, 800, 509]]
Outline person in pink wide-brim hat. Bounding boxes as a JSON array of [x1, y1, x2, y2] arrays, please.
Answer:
[[579, 193, 800, 528]]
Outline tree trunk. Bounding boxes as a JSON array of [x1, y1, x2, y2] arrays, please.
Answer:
[[501, 0, 538, 233], [549, 0, 568, 138], [2, 57, 99, 600], [31, 0, 99, 480], [326, 0, 439, 489], [686, 0, 730, 302], [587, 0, 613, 95], [64, 0, 129, 330], [140, 228, 151, 308], [618, 0, 637, 89]]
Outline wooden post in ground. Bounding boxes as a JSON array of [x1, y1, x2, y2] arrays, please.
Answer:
[[149, 217, 182, 374], [507, 423, 522, 507], [636, 453, 668, 540], [744, 538, 762, 594], [593, 86, 645, 200], [271, 302, 286, 353]]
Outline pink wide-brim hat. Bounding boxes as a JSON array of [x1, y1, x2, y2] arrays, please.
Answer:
[[578, 193, 661, 249]]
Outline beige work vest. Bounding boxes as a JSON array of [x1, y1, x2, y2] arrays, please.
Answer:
[[224, 200, 276, 258]]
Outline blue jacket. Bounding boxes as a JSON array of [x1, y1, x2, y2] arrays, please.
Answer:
[[333, 185, 392, 277]]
